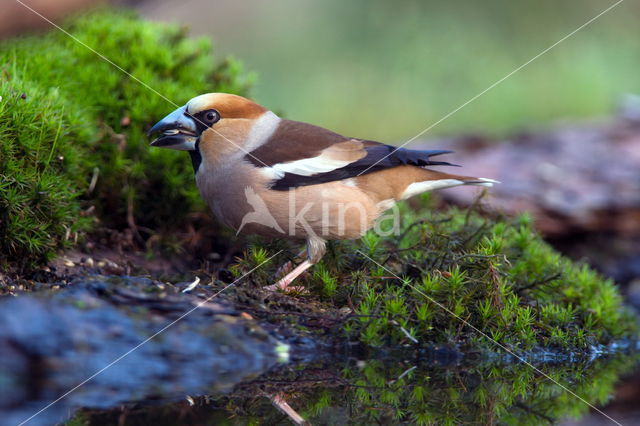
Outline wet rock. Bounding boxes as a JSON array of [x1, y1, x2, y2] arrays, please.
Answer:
[[0, 276, 285, 426]]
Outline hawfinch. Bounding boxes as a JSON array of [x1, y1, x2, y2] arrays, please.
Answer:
[[149, 93, 497, 291]]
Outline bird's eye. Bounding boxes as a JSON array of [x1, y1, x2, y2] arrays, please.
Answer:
[[203, 109, 219, 125]]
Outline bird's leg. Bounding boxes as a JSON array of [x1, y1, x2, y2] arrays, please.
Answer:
[[273, 249, 307, 278], [265, 260, 314, 291], [264, 236, 326, 292], [274, 261, 294, 278]]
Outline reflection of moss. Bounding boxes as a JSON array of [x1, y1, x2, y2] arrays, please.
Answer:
[[207, 351, 638, 425], [64, 411, 89, 426], [233, 195, 636, 350], [0, 9, 251, 266], [65, 350, 639, 425]]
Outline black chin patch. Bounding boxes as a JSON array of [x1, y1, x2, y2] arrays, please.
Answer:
[[189, 139, 202, 173]]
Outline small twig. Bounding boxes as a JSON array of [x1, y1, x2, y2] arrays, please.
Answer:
[[243, 307, 370, 320], [453, 253, 507, 262], [515, 273, 562, 295], [362, 276, 400, 280], [267, 393, 309, 426], [464, 190, 487, 226], [126, 190, 145, 245], [396, 365, 416, 381], [181, 277, 200, 293], [513, 401, 555, 423], [459, 222, 488, 248], [399, 326, 419, 344], [384, 243, 423, 256], [397, 217, 452, 242], [250, 378, 346, 387], [87, 167, 99, 195], [455, 372, 468, 392]]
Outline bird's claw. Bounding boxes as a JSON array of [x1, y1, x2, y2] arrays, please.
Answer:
[[274, 261, 294, 278], [264, 278, 308, 294]]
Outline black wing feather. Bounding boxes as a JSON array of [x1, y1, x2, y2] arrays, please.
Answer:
[[270, 145, 457, 190]]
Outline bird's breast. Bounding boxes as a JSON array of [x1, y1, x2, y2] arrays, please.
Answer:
[[195, 161, 269, 228]]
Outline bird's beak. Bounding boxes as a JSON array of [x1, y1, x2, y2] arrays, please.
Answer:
[[148, 105, 198, 151]]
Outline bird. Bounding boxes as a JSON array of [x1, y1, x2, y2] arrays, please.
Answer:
[[148, 93, 498, 291], [236, 186, 284, 235]]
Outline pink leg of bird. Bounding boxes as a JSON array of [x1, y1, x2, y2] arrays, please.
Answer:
[[272, 249, 306, 278], [265, 237, 326, 292], [264, 260, 313, 292]]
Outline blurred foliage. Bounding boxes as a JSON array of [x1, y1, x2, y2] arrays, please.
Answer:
[[200, 0, 640, 140], [0, 9, 251, 266], [232, 195, 636, 350]]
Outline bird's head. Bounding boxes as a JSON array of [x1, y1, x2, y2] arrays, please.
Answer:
[[148, 93, 268, 152]]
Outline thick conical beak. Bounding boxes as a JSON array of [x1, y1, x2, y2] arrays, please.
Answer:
[[148, 106, 197, 151]]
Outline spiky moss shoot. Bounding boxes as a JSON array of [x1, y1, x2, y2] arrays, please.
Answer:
[[232, 195, 636, 351], [0, 83, 91, 263], [0, 9, 252, 266]]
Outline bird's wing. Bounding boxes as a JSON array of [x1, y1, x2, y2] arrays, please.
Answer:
[[244, 119, 456, 190]]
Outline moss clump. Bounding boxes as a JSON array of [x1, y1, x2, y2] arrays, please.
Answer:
[[0, 9, 251, 265], [0, 84, 90, 262], [232, 196, 636, 351]]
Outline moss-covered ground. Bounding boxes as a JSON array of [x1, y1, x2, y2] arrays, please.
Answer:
[[229, 196, 636, 352], [0, 9, 250, 266]]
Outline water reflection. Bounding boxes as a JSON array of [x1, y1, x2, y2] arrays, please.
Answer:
[[74, 349, 639, 425]]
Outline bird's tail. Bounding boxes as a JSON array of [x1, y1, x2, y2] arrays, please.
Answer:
[[398, 170, 499, 200], [458, 176, 500, 187], [422, 169, 499, 187]]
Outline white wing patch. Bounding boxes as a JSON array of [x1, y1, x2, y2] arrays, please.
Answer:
[[273, 156, 353, 176], [260, 151, 356, 180], [257, 139, 365, 181]]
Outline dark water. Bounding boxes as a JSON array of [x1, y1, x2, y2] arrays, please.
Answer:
[[0, 276, 282, 426], [1, 275, 638, 425], [68, 347, 640, 425]]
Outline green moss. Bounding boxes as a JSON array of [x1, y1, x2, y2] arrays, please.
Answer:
[[233, 195, 636, 351], [0, 76, 90, 263], [0, 9, 252, 265]]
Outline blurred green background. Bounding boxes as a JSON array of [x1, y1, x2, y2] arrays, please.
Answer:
[[140, 0, 639, 141]]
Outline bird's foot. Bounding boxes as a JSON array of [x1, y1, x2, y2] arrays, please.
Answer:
[[263, 280, 307, 294], [274, 261, 294, 278], [264, 260, 313, 293]]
